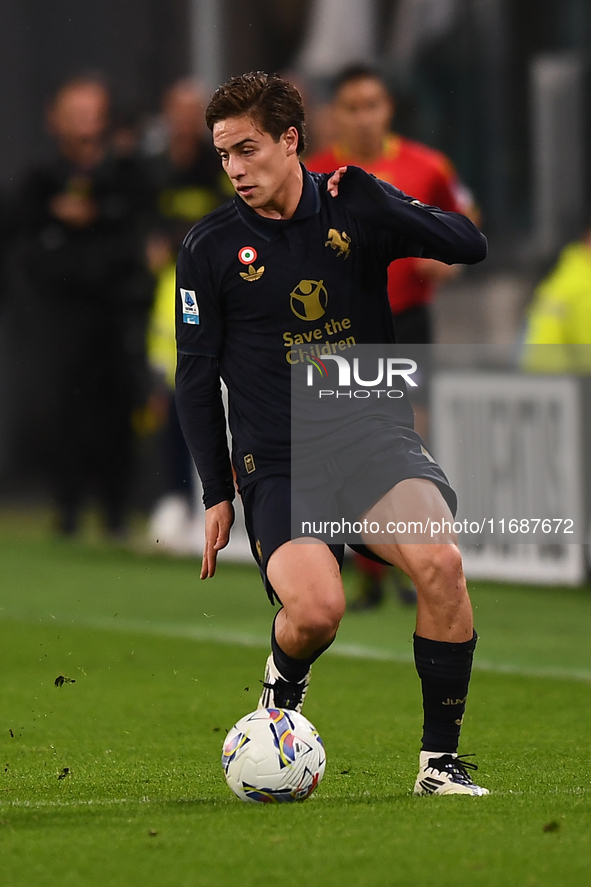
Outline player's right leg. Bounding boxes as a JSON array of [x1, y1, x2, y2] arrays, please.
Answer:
[[259, 539, 345, 711], [267, 539, 345, 658], [240, 475, 345, 712]]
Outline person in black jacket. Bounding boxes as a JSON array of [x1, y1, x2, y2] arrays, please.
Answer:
[[143, 80, 230, 546], [176, 73, 489, 796], [15, 77, 154, 537]]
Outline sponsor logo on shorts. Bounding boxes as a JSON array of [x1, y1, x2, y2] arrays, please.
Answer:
[[421, 445, 436, 463], [244, 454, 256, 474]]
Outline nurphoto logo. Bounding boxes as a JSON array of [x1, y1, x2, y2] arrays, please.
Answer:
[[304, 354, 418, 398]]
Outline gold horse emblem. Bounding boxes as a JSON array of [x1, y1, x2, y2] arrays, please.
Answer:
[[325, 228, 351, 258]]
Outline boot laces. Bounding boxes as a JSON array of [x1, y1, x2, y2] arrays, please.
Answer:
[[428, 753, 478, 785], [261, 677, 305, 710]]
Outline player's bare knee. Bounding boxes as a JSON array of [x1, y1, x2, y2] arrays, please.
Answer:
[[311, 598, 344, 635], [291, 599, 343, 647], [319, 597, 346, 634], [424, 544, 463, 583]]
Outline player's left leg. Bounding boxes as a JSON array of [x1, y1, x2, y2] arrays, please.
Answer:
[[362, 478, 489, 796]]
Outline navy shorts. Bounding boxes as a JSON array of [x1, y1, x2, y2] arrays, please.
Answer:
[[241, 475, 345, 605], [240, 428, 456, 605]]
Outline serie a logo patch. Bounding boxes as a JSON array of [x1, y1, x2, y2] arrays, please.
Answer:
[[181, 288, 199, 324]]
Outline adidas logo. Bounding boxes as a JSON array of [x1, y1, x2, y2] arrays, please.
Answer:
[[419, 776, 445, 794]]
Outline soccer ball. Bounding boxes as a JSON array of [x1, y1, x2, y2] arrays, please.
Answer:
[[221, 708, 326, 803]]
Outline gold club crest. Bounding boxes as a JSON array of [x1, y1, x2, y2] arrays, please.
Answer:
[[290, 279, 328, 321], [325, 228, 351, 258], [240, 264, 265, 281]]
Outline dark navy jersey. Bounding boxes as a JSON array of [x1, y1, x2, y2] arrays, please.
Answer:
[[175, 165, 486, 506]]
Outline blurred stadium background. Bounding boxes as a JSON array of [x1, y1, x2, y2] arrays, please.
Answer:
[[1, 0, 591, 582], [1, 7, 591, 883]]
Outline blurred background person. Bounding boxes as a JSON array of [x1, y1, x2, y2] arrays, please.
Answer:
[[13, 77, 155, 538], [307, 63, 477, 353], [143, 79, 229, 551], [522, 220, 591, 372], [110, 106, 144, 160], [306, 63, 479, 610]]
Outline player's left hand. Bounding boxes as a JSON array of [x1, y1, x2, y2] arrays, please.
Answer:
[[201, 500, 234, 579], [327, 166, 348, 197]]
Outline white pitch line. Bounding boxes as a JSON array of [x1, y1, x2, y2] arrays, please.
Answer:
[[2, 612, 591, 684], [0, 797, 147, 810], [1, 786, 589, 810]]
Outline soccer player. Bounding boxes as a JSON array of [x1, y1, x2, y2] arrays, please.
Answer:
[[175, 72, 489, 795]]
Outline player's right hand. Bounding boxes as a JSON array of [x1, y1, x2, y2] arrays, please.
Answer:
[[327, 166, 348, 197], [201, 500, 235, 579]]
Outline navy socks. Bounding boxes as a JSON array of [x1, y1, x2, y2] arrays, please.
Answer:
[[271, 611, 335, 683], [413, 631, 478, 753]]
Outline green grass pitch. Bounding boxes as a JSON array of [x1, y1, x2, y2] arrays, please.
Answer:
[[1, 511, 590, 886]]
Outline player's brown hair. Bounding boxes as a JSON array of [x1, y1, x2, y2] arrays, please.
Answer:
[[205, 72, 307, 155]]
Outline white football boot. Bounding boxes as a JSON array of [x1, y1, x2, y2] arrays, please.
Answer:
[[414, 752, 489, 796], [257, 654, 311, 712]]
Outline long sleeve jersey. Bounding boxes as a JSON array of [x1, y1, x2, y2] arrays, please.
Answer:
[[175, 165, 487, 507]]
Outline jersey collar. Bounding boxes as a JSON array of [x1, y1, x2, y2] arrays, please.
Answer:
[[233, 164, 320, 241]]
